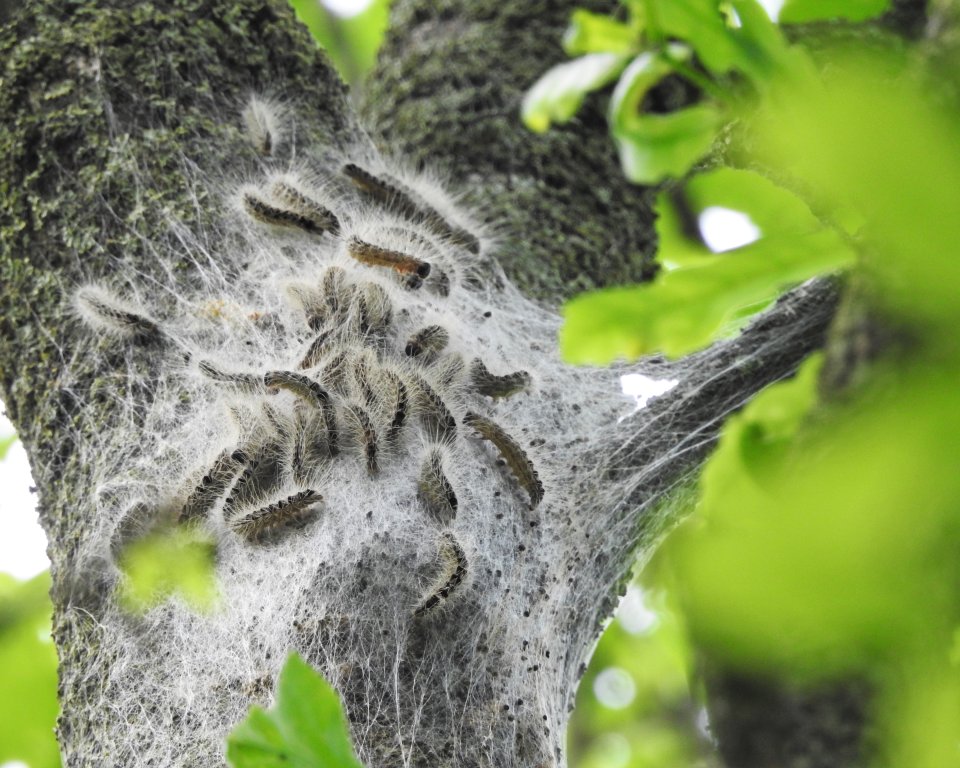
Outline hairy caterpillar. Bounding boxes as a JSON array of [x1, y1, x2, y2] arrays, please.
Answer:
[[270, 179, 340, 235], [469, 358, 531, 399], [358, 282, 393, 339], [229, 489, 322, 540], [410, 373, 457, 441], [463, 412, 544, 508], [405, 325, 449, 359], [341, 163, 481, 254], [75, 286, 165, 343], [299, 329, 334, 370], [179, 448, 248, 523], [291, 410, 330, 485], [433, 353, 466, 390], [349, 350, 382, 408], [264, 371, 338, 456], [342, 402, 379, 475], [223, 453, 261, 513], [347, 236, 431, 279], [243, 190, 329, 235], [198, 360, 264, 394], [381, 369, 410, 442], [414, 531, 468, 617], [418, 447, 458, 525], [242, 95, 282, 156]]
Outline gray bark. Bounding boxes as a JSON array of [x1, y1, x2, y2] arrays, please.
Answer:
[[1, 1, 842, 766]]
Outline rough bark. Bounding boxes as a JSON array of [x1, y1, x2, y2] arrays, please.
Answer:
[[1, 1, 844, 766]]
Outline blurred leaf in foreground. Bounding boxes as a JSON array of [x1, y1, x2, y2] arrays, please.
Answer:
[[778, 0, 892, 24], [227, 652, 363, 768], [117, 525, 217, 614], [0, 571, 61, 768], [0, 433, 17, 461]]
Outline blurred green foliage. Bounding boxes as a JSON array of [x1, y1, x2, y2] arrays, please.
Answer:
[[288, 0, 391, 87], [227, 652, 363, 768], [117, 525, 218, 614], [0, 571, 61, 768], [0, 432, 17, 460]]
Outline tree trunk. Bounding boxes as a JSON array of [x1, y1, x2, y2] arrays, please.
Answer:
[[0, 1, 837, 766]]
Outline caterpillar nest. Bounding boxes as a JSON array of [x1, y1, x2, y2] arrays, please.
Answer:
[[69, 94, 642, 768]]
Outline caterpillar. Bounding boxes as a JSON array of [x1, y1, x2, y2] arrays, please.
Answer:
[[198, 360, 264, 394], [318, 347, 351, 397], [418, 447, 458, 525], [243, 190, 329, 235], [342, 402, 379, 475], [223, 453, 262, 514], [298, 329, 334, 370], [341, 163, 481, 254], [463, 412, 544, 508], [414, 531, 468, 617], [179, 448, 248, 523], [358, 282, 393, 338], [230, 489, 322, 540], [242, 95, 281, 157], [410, 373, 457, 441], [349, 351, 382, 408], [270, 179, 340, 235], [433, 353, 466, 390], [347, 236, 431, 279], [264, 371, 338, 456], [405, 325, 449, 359], [469, 358, 531, 399], [381, 369, 410, 442], [292, 410, 330, 485], [75, 286, 165, 343]]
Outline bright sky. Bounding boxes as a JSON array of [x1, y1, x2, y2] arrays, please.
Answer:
[[322, 0, 373, 18], [0, 410, 49, 580]]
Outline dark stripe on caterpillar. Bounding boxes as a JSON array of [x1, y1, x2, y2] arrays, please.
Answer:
[[343, 402, 379, 475], [243, 191, 327, 235], [469, 358, 531, 399], [198, 360, 263, 394], [299, 329, 334, 370], [264, 371, 338, 455], [270, 180, 340, 235], [414, 532, 468, 617], [463, 412, 544, 508], [75, 286, 166, 343], [381, 369, 409, 442], [230, 490, 322, 540], [418, 447, 458, 525], [405, 325, 449, 358], [347, 236, 431, 279], [179, 448, 248, 523], [410, 374, 457, 441]]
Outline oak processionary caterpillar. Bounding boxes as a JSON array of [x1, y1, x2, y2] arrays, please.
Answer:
[[463, 412, 544, 508], [418, 447, 458, 525], [242, 189, 332, 236], [342, 401, 380, 475], [469, 358, 531, 399], [179, 448, 248, 523], [75, 285, 165, 343], [270, 179, 341, 235], [242, 95, 281, 157], [347, 236, 431, 280], [414, 531, 468, 617], [198, 360, 264, 394], [229, 489, 323, 540], [405, 325, 450, 358]]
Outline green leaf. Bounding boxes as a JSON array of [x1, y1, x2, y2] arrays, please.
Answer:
[[645, 0, 744, 74], [227, 652, 364, 768], [117, 526, 217, 613], [779, 0, 891, 24], [669, 367, 960, 679], [609, 49, 723, 182], [564, 10, 638, 56], [522, 53, 631, 133], [0, 571, 61, 768], [289, 0, 391, 86], [0, 432, 16, 461], [561, 228, 853, 362]]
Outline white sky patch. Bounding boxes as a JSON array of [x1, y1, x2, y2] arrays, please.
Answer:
[[593, 667, 637, 710], [0, 409, 49, 580], [620, 373, 679, 418], [757, 0, 785, 21], [322, 0, 373, 18], [617, 584, 660, 635], [1, 762, 30, 768], [699, 206, 761, 253]]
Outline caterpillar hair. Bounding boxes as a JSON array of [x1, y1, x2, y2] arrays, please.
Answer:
[[347, 236, 431, 279], [229, 489, 322, 541], [242, 95, 282, 157], [411, 373, 457, 441], [413, 531, 468, 617], [463, 412, 544, 508], [264, 371, 338, 456], [341, 163, 481, 254], [417, 447, 458, 525], [242, 189, 329, 235], [358, 282, 393, 339], [298, 329, 334, 370], [405, 325, 450, 359], [433, 353, 466, 391], [469, 358, 531, 400], [198, 359, 264, 394], [318, 347, 351, 397], [381, 369, 410, 442], [179, 448, 248, 524], [75, 285, 165, 343], [292, 410, 331, 485], [342, 401, 379, 476], [270, 179, 340, 235], [349, 350, 382, 409]]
